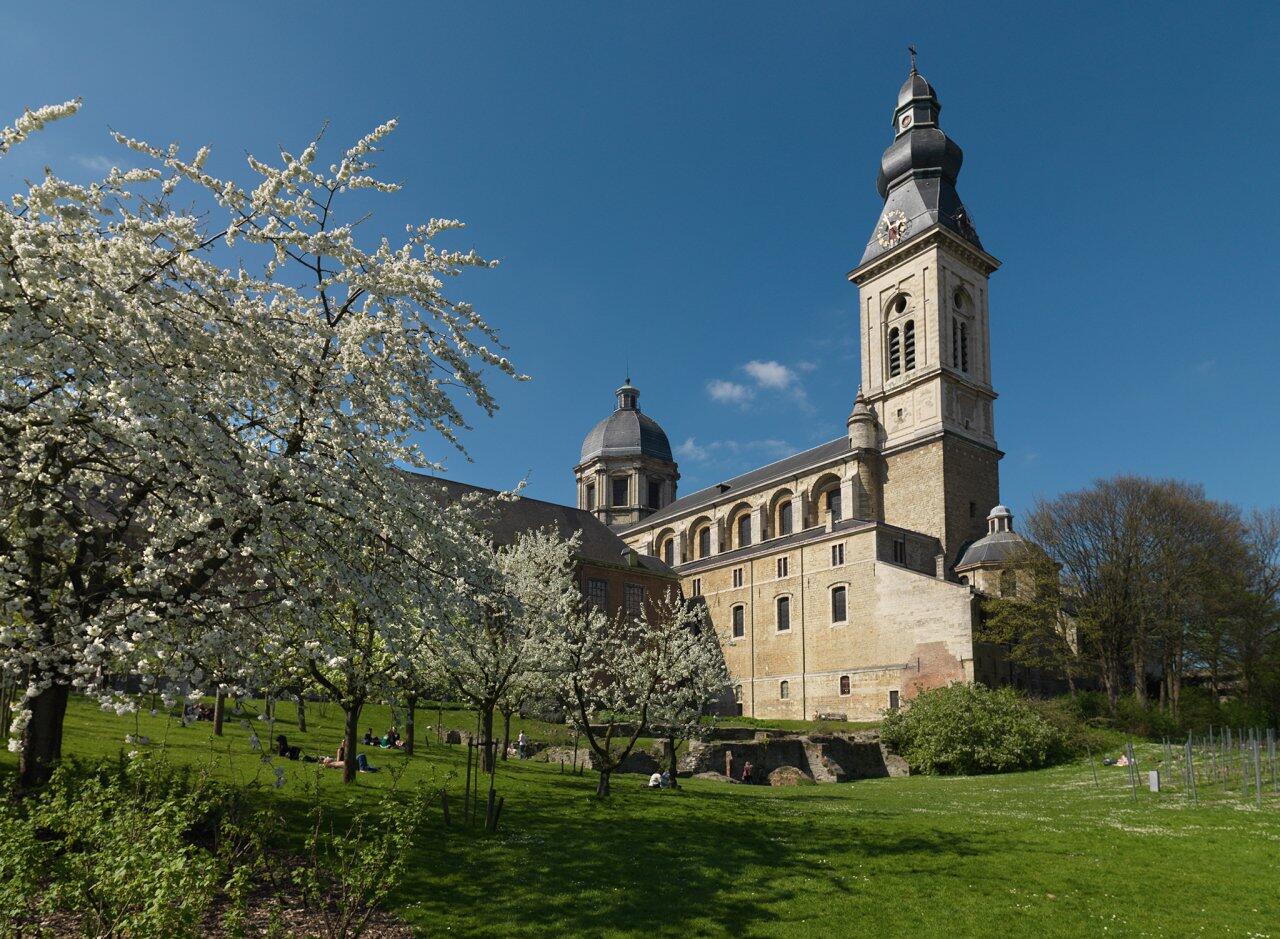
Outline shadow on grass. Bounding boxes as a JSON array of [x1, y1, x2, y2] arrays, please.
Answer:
[[399, 769, 999, 937]]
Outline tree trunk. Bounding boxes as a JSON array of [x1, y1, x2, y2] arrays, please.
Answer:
[[342, 701, 363, 784], [596, 769, 611, 797], [481, 705, 496, 774], [501, 708, 511, 762], [296, 694, 307, 733], [666, 735, 680, 789], [404, 696, 416, 756], [213, 690, 226, 737], [19, 681, 70, 790]]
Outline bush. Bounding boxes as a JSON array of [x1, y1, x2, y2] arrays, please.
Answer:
[[880, 683, 1063, 775]]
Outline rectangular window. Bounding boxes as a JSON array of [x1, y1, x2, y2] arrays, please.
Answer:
[[624, 584, 645, 619], [892, 539, 906, 564], [779, 680, 790, 700], [586, 578, 609, 611], [691, 578, 702, 598], [889, 690, 900, 711], [698, 527, 711, 558], [648, 479, 663, 509], [776, 556, 788, 578], [839, 675, 850, 696], [585, 483, 596, 510], [731, 604, 745, 638], [732, 567, 744, 589], [831, 585, 847, 623], [776, 596, 790, 632], [778, 500, 793, 536], [831, 543, 844, 566], [612, 477, 629, 507]]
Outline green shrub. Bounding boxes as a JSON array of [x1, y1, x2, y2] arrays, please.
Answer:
[[880, 683, 1063, 775], [35, 756, 219, 937]]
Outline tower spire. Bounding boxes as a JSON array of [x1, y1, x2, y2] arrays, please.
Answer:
[[908, 44, 917, 74]]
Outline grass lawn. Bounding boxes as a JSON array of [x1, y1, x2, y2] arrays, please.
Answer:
[[4, 696, 1278, 937]]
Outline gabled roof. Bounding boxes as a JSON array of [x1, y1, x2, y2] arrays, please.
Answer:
[[402, 472, 677, 577], [619, 436, 852, 534]]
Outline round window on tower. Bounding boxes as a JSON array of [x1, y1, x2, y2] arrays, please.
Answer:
[[889, 294, 908, 316], [953, 289, 967, 310]]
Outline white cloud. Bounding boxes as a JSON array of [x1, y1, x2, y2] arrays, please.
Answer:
[[743, 359, 796, 389], [73, 154, 115, 173], [706, 379, 754, 406], [675, 436, 711, 462], [676, 436, 793, 465]]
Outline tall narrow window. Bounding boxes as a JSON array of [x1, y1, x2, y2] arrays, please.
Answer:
[[731, 604, 745, 638], [831, 543, 844, 566], [585, 483, 596, 510], [960, 322, 970, 372], [903, 320, 916, 371], [778, 500, 793, 536], [662, 539, 674, 567], [648, 479, 663, 509], [826, 488, 842, 522], [776, 556, 788, 578], [888, 327, 902, 377], [892, 539, 906, 564], [586, 578, 609, 611], [691, 578, 702, 597], [839, 675, 851, 696], [889, 690, 900, 710], [612, 476, 628, 507], [624, 584, 645, 619], [831, 585, 847, 623], [776, 596, 790, 632], [779, 680, 790, 700], [737, 513, 751, 548], [698, 527, 711, 558], [732, 567, 743, 589], [952, 316, 960, 367]]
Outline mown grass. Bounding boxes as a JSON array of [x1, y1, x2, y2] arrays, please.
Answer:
[[3, 695, 1278, 937]]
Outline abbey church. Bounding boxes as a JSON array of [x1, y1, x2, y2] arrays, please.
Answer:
[[571, 63, 1038, 721]]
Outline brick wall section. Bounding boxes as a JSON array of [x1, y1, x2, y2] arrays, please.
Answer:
[[578, 561, 681, 624]]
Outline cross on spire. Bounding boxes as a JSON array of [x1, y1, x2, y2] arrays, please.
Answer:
[[908, 44, 918, 74]]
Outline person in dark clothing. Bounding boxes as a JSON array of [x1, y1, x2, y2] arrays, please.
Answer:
[[363, 729, 375, 746], [275, 734, 300, 760]]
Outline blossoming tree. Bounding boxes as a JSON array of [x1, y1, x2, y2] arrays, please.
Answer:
[[0, 101, 519, 787]]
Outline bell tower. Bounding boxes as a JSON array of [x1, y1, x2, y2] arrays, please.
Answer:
[[847, 57, 1003, 570]]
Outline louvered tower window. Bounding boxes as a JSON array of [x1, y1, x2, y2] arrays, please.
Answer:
[[960, 322, 970, 372], [888, 327, 901, 377], [903, 320, 916, 371]]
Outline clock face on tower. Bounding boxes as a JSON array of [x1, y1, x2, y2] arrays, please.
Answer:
[[875, 209, 910, 248]]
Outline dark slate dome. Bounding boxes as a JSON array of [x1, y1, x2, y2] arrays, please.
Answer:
[[956, 506, 1032, 569], [579, 380, 674, 464]]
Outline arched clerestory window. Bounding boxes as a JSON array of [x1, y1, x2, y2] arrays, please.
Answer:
[[662, 538, 674, 566], [697, 526, 711, 559], [778, 499, 793, 536], [737, 513, 751, 549]]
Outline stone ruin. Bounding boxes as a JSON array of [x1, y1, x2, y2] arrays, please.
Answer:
[[682, 730, 909, 784]]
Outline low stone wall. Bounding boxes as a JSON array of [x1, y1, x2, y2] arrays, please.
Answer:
[[682, 731, 907, 783]]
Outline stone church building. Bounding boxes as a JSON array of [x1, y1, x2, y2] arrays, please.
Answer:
[[573, 64, 1036, 721]]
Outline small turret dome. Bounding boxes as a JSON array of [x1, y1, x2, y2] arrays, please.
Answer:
[[956, 505, 1028, 571], [579, 380, 673, 463]]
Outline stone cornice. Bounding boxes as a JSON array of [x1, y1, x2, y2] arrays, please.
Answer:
[[847, 225, 1000, 285]]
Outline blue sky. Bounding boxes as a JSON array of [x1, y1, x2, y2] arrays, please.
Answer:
[[4, 2, 1278, 515]]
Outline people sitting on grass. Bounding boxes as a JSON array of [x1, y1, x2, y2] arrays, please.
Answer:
[[314, 741, 377, 772], [384, 726, 400, 748], [363, 728, 376, 746], [275, 734, 300, 760], [648, 771, 662, 788]]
